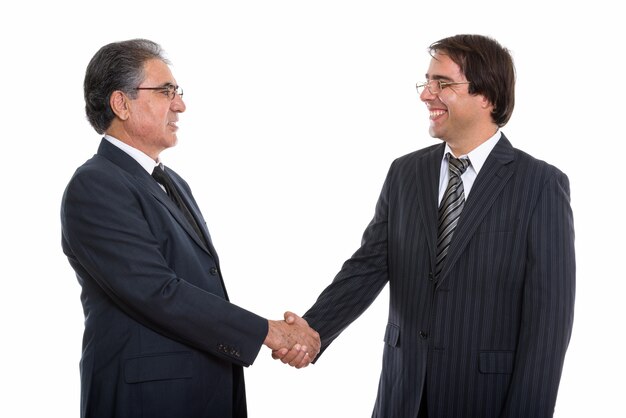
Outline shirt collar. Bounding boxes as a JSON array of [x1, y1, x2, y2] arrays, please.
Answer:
[[442, 130, 501, 175], [104, 135, 161, 174]]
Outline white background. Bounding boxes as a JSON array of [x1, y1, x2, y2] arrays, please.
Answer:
[[1, 1, 623, 417]]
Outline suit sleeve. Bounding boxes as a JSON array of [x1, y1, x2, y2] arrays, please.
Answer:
[[303, 161, 393, 358], [500, 171, 576, 417], [61, 166, 268, 367]]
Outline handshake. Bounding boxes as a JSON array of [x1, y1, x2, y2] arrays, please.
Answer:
[[264, 311, 321, 369]]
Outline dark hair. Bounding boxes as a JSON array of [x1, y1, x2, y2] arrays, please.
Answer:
[[83, 39, 169, 134], [429, 34, 515, 127]]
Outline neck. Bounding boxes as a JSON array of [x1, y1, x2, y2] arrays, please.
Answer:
[[444, 126, 498, 157], [106, 126, 160, 162]]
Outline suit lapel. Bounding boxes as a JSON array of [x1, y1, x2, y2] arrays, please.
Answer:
[[415, 145, 445, 263], [142, 175, 213, 255], [97, 139, 214, 257], [436, 135, 516, 287], [168, 174, 220, 261]]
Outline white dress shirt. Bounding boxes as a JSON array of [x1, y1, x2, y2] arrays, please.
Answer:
[[104, 135, 160, 174], [437, 130, 502, 206]]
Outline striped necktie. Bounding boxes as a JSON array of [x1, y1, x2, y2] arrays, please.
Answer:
[[435, 154, 470, 278]]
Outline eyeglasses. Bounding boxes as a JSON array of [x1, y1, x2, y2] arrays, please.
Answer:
[[416, 80, 470, 95], [134, 84, 183, 100]]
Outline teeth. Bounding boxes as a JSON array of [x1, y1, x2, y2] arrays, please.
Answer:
[[430, 110, 446, 117]]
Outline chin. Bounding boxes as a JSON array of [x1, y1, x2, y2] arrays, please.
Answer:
[[428, 126, 442, 139]]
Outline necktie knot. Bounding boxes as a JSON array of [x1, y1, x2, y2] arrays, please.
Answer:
[[448, 155, 470, 178], [152, 165, 168, 185]]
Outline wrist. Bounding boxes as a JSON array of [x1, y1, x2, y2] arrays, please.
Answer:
[[264, 320, 277, 347]]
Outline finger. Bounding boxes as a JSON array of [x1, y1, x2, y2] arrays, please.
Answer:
[[295, 352, 312, 369], [271, 348, 288, 360], [280, 345, 302, 364], [288, 348, 307, 367]]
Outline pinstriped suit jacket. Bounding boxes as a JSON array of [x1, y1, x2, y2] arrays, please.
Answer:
[[304, 134, 575, 418]]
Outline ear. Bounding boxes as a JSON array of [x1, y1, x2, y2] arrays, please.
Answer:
[[480, 95, 494, 111], [110, 90, 131, 121]]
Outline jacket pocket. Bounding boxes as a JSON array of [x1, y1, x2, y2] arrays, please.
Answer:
[[478, 351, 515, 374], [383, 323, 400, 347], [124, 351, 193, 383]]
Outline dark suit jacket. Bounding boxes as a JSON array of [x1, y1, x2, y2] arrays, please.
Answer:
[[61, 139, 268, 418], [304, 134, 575, 418]]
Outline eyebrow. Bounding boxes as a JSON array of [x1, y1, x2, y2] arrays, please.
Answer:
[[425, 74, 455, 82], [155, 82, 175, 89]]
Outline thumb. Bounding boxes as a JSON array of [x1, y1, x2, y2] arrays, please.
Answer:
[[283, 311, 298, 324]]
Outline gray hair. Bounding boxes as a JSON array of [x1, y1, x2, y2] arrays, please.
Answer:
[[83, 39, 169, 134]]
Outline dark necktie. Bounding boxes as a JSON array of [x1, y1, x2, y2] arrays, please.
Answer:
[[152, 165, 205, 243], [435, 154, 470, 278]]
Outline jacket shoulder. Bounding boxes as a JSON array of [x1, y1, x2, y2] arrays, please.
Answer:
[[511, 146, 569, 182], [390, 143, 442, 170]]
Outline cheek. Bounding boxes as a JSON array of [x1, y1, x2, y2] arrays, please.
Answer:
[[438, 91, 456, 108]]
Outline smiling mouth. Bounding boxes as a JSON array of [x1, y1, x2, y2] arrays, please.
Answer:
[[429, 110, 446, 119]]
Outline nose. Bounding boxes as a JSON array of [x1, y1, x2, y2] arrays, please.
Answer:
[[171, 94, 186, 112], [419, 87, 435, 102]]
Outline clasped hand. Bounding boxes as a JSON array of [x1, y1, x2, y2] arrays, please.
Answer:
[[264, 311, 320, 369]]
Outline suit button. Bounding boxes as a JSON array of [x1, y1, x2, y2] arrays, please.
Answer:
[[419, 331, 428, 339], [209, 267, 218, 275], [428, 271, 434, 282]]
